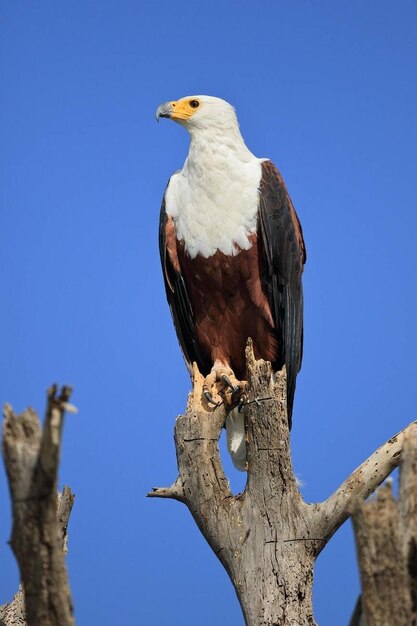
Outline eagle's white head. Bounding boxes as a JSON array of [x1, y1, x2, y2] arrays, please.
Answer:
[[157, 95, 263, 259], [156, 95, 240, 136]]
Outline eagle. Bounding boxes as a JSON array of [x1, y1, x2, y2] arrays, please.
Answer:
[[156, 95, 306, 470]]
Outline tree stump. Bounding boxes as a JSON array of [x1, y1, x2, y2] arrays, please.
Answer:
[[149, 343, 417, 625], [351, 428, 417, 626], [1, 386, 76, 626]]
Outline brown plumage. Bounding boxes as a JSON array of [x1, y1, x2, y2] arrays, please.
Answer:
[[159, 160, 306, 426]]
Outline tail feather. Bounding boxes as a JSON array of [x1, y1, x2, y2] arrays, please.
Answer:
[[226, 409, 246, 471]]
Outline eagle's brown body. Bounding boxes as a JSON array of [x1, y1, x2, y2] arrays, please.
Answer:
[[167, 229, 276, 381], [160, 161, 306, 423]]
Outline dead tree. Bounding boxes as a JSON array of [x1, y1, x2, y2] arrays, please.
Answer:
[[350, 428, 417, 626], [149, 343, 417, 626], [1, 386, 76, 626]]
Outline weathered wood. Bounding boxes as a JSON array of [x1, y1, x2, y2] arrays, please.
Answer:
[[149, 345, 417, 625], [351, 426, 417, 626], [0, 486, 75, 626], [318, 427, 414, 542], [352, 482, 410, 626], [236, 347, 316, 625], [2, 386, 76, 626], [399, 428, 417, 623], [0, 585, 26, 626]]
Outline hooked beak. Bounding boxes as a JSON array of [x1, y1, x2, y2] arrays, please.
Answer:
[[155, 102, 174, 122]]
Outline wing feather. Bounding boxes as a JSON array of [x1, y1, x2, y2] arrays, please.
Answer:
[[258, 161, 306, 426], [159, 192, 211, 375]]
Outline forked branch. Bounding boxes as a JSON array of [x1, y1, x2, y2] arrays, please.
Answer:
[[348, 426, 417, 626], [149, 344, 414, 626], [318, 421, 417, 542], [2, 385, 76, 626]]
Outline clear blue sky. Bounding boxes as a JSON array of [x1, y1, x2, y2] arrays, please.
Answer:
[[1, 2, 416, 625]]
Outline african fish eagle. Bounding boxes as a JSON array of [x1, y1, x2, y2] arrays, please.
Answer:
[[156, 95, 306, 470]]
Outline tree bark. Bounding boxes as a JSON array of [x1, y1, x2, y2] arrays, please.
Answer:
[[0, 585, 26, 626], [1, 386, 76, 626], [149, 343, 417, 626], [351, 428, 417, 626], [0, 486, 74, 626]]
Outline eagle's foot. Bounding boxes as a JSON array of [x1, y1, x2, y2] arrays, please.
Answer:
[[203, 388, 221, 407], [202, 362, 247, 409], [220, 375, 243, 404]]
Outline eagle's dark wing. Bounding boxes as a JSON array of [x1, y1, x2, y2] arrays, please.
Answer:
[[258, 160, 306, 427], [159, 192, 212, 376]]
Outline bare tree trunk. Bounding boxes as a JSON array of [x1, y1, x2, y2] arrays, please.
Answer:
[[351, 482, 410, 626], [399, 428, 417, 622], [0, 585, 26, 626], [1, 386, 76, 626], [0, 487, 74, 626], [351, 428, 417, 626], [149, 343, 416, 626]]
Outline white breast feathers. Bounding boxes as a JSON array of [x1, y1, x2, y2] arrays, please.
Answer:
[[165, 133, 264, 259]]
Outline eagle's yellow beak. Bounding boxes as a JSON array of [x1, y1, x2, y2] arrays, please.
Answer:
[[156, 98, 201, 123]]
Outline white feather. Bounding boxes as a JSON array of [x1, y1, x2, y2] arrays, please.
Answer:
[[164, 96, 266, 471], [226, 409, 247, 472], [165, 96, 265, 259]]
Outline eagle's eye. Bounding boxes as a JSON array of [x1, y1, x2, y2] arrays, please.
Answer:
[[189, 100, 200, 109]]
